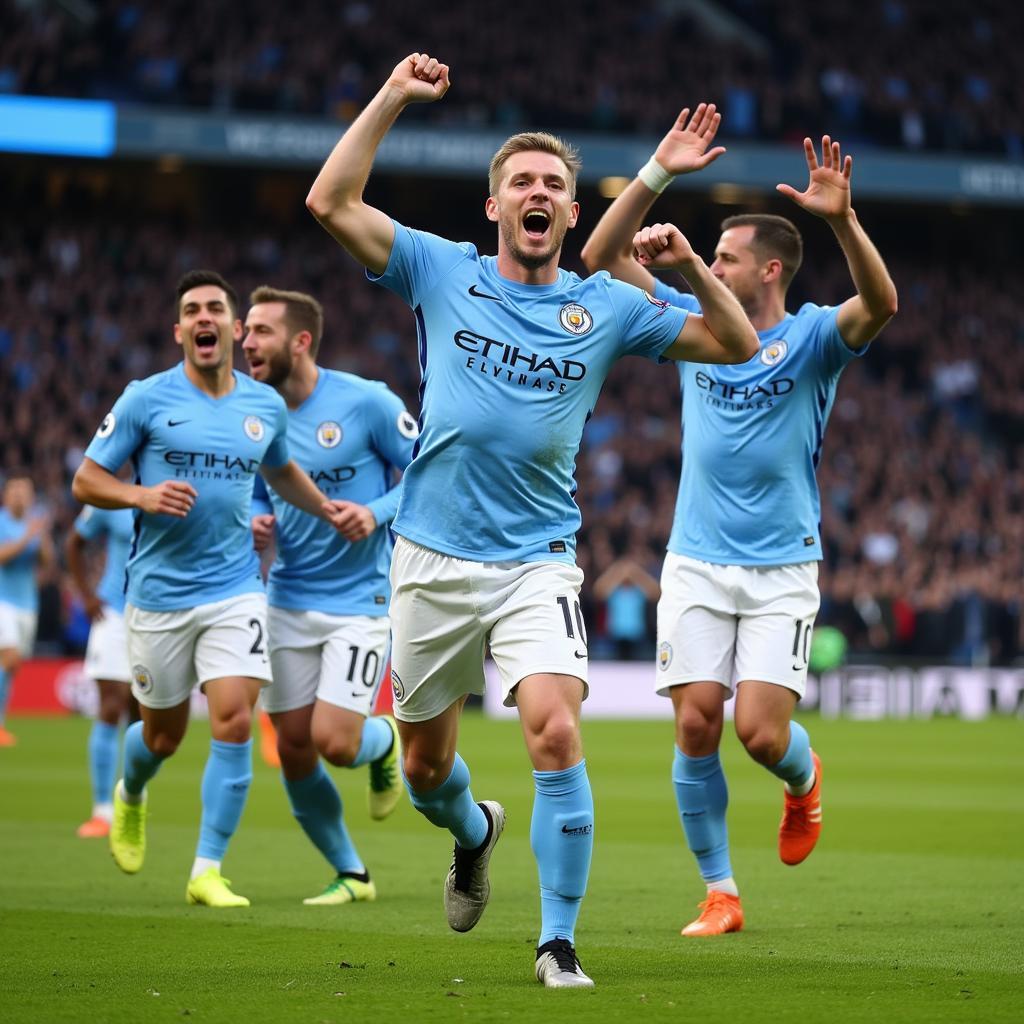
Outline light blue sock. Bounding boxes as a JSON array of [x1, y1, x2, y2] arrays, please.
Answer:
[[196, 739, 253, 861], [0, 666, 11, 724], [768, 721, 814, 787], [122, 721, 166, 797], [672, 747, 732, 883], [349, 716, 393, 768], [89, 720, 120, 806], [532, 760, 594, 946], [405, 753, 488, 849], [284, 763, 364, 875]]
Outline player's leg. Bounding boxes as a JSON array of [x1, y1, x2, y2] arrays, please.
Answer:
[[0, 646, 20, 746], [656, 553, 743, 936], [312, 615, 399, 819], [487, 559, 594, 988], [733, 562, 821, 866], [79, 679, 133, 837]]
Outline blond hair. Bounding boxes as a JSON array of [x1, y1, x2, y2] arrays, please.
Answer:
[[249, 285, 325, 357], [488, 132, 581, 200]]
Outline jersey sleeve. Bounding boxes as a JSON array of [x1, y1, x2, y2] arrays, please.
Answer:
[[364, 385, 418, 526], [606, 277, 690, 360], [251, 474, 274, 517], [83, 382, 148, 472], [804, 303, 868, 377], [260, 395, 291, 468], [653, 278, 703, 315], [73, 505, 108, 542], [366, 220, 474, 308]]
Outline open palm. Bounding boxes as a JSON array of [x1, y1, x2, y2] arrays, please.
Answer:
[[777, 135, 852, 220], [654, 103, 727, 175]]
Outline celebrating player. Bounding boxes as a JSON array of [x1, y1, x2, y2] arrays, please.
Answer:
[[0, 475, 53, 746], [72, 269, 349, 907], [582, 107, 897, 936], [243, 285, 415, 905], [305, 55, 757, 987], [67, 502, 137, 837]]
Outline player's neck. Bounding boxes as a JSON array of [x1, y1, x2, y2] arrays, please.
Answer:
[[184, 360, 236, 398], [495, 250, 561, 286], [280, 360, 319, 410], [746, 292, 788, 333]]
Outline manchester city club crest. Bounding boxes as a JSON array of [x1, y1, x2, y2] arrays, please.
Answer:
[[558, 302, 594, 336], [658, 641, 673, 671], [760, 340, 789, 367], [316, 420, 342, 448], [132, 663, 154, 693], [243, 415, 265, 441], [391, 669, 405, 702]]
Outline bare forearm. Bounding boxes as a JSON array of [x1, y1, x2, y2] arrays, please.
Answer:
[[66, 538, 92, 601], [582, 177, 660, 270], [678, 257, 758, 360], [263, 463, 329, 521], [71, 460, 143, 510], [829, 211, 897, 317]]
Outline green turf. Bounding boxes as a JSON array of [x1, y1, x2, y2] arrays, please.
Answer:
[[1, 713, 1021, 1023]]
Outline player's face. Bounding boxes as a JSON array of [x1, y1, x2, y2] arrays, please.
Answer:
[[486, 151, 579, 271], [242, 302, 295, 388], [710, 226, 765, 312], [3, 478, 34, 516], [174, 285, 241, 372]]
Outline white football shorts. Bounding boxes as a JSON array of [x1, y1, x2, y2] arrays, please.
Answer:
[[84, 606, 132, 684], [124, 591, 271, 709], [0, 601, 36, 658], [389, 536, 589, 723], [263, 607, 391, 716], [656, 552, 820, 698]]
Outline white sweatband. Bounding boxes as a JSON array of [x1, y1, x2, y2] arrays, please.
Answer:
[[637, 156, 675, 194]]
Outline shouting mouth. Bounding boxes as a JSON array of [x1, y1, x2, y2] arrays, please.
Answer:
[[522, 208, 551, 241]]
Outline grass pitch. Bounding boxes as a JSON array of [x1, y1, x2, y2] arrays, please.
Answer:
[[1, 712, 1021, 1023]]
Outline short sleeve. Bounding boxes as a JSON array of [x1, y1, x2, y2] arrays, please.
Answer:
[[83, 382, 148, 472], [653, 278, 703, 315], [251, 475, 274, 517], [805, 303, 868, 377], [74, 505, 107, 541], [367, 220, 474, 308], [606, 277, 690, 361], [367, 385, 418, 471]]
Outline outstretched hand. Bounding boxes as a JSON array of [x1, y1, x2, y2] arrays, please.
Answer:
[[388, 52, 451, 105], [633, 223, 698, 269], [654, 103, 726, 175], [777, 135, 852, 221]]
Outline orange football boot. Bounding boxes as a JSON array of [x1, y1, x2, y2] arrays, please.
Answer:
[[259, 711, 281, 768], [681, 891, 744, 937], [0, 726, 16, 747], [779, 751, 822, 865], [77, 816, 111, 838]]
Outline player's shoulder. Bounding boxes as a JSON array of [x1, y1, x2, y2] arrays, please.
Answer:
[[234, 371, 287, 411], [793, 301, 836, 323], [321, 369, 400, 412], [399, 220, 479, 261]]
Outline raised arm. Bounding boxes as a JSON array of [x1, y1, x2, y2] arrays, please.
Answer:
[[305, 53, 450, 275], [777, 136, 897, 350], [634, 223, 758, 364], [72, 457, 197, 517], [581, 103, 725, 290]]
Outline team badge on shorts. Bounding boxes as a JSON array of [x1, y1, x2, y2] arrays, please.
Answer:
[[760, 340, 789, 366], [657, 641, 673, 671], [558, 302, 594, 336], [396, 411, 419, 440], [96, 412, 116, 438], [316, 420, 343, 448], [132, 663, 154, 694], [243, 415, 265, 442], [391, 670, 405, 702]]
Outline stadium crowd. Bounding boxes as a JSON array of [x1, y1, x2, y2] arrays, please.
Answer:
[[1, 175, 1020, 666], [2, 0, 1022, 155]]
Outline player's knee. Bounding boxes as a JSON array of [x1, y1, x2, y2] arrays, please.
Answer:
[[677, 703, 720, 751], [526, 714, 580, 769], [277, 732, 317, 774], [145, 731, 182, 758], [211, 706, 253, 744], [738, 724, 787, 766], [316, 731, 360, 767], [401, 749, 447, 793]]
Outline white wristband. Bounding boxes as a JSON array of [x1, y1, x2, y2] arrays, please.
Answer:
[[637, 156, 675, 194]]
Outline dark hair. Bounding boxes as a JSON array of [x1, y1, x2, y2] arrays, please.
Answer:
[[721, 214, 803, 288], [249, 285, 325, 358], [175, 269, 238, 317]]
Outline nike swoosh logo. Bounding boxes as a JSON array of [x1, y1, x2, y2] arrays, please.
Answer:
[[574, 650, 587, 659], [468, 284, 502, 302], [167, 419, 190, 427]]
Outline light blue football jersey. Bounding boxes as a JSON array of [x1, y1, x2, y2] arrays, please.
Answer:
[[370, 221, 688, 562], [0, 509, 40, 611], [655, 280, 866, 565], [251, 368, 415, 616], [73, 505, 135, 614], [84, 363, 289, 611]]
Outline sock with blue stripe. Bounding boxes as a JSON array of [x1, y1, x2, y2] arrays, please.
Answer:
[[672, 747, 733, 884], [349, 716, 393, 768], [532, 760, 594, 946], [195, 739, 253, 862], [284, 762, 364, 874], [89, 720, 120, 808], [405, 753, 488, 849], [768, 721, 814, 792]]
